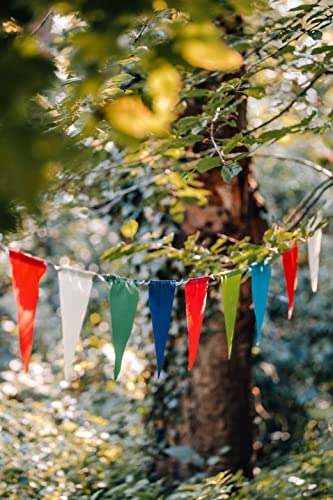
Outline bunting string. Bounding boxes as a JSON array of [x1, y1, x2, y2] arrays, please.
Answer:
[[0, 227, 323, 378]]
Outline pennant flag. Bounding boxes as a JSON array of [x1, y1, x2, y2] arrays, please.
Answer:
[[58, 267, 94, 380], [185, 276, 210, 370], [221, 270, 242, 359], [282, 245, 298, 320], [108, 276, 139, 380], [149, 280, 176, 377], [307, 218, 322, 293], [250, 261, 271, 346], [9, 249, 47, 372]]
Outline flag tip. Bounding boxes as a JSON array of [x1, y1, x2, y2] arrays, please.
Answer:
[[188, 358, 194, 370]]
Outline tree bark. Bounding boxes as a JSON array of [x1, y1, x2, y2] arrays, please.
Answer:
[[177, 166, 266, 478]]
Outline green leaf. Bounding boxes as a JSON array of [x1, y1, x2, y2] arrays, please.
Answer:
[[258, 127, 290, 142], [172, 134, 204, 147], [243, 86, 267, 99], [101, 243, 150, 261], [221, 161, 242, 183], [162, 233, 175, 245], [176, 116, 199, 134], [228, 0, 269, 15], [309, 30, 322, 40], [197, 157, 221, 173]]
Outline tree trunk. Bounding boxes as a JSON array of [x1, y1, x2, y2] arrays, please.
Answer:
[[150, 48, 267, 479], [177, 166, 266, 478]]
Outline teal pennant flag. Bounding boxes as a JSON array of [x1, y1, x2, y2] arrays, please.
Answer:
[[108, 276, 139, 380], [221, 270, 242, 359], [250, 261, 271, 346]]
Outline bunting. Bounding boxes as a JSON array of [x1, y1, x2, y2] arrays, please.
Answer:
[[307, 218, 322, 293], [9, 249, 47, 372], [108, 276, 139, 379], [1, 229, 324, 377], [282, 245, 298, 320], [185, 276, 210, 369], [221, 270, 242, 359], [58, 267, 94, 380], [149, 280, 176, 377], [250, 261, 271, 346]]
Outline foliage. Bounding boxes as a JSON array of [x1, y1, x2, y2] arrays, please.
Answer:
[[1, 0, 333, 263], [0, 364, 160, 500], [168, 396, 333, 499]]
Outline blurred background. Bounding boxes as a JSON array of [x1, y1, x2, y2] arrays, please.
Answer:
[[0, 1, 332, 498], [0, 131, 332, 500]]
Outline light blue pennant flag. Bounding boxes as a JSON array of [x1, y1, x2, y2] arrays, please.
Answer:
[[250, 261, 271, 346]]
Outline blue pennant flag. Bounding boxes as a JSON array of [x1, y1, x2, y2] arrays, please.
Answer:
[[148, 280, 176, 377], [250, 261, 271, 346]]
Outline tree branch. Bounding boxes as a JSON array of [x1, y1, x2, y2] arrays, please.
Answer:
[[253, 153, 332, 178], [30, 10, 53, 35], [210, 108, 225, 166], [287, 179, 333, 230]]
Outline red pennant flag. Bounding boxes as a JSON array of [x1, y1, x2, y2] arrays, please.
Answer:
[[282, 245, 298, 320], [9, 249, 47, 371], [185, 276, 210, 370]]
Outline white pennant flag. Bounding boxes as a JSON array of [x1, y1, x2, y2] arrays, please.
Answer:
[[58, 267, 94, 379], [307, 214, 322, 293]]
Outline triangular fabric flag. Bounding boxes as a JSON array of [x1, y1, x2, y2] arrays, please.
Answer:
[[282, 245, 298, 320], [221, 270, 242, 359], [185, 276, 210, 370], [250, 261, 271, 346], [108, 276, 139, 380], [58, 267, 94, 380], [307, 216, 322, 293], [148, 280, 176, 377], [9, 249, 47, 372]]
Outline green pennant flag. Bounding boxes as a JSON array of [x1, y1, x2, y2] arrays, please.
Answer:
[[221, 270, 242, 359], [108, 276, 139, 380]]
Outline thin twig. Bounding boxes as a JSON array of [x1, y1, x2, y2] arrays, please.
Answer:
[[90, 175, 160, 213], [210, 108, 225, 166], [284, 178, 331, 225], [132, 14, 155, 46], [31, 10, 53, 35], [0, 241, 9, 255], [216, 233, 240, 244], [246, 11, 333, 71], [253, 153, 333, 178], [287, 179, 333, 230]]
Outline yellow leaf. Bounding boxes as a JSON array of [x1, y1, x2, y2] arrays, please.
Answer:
[[147, 64, 182, 115], [170, 200, 185, 224], [121, 219, 139, 239], [90, 312, 101, 324], [180, 22, 219, 39], [181, 40, 243, 71], [62, 419, 78, 433], [228, 0, 269, 16], [106, 96, 168, 138]]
